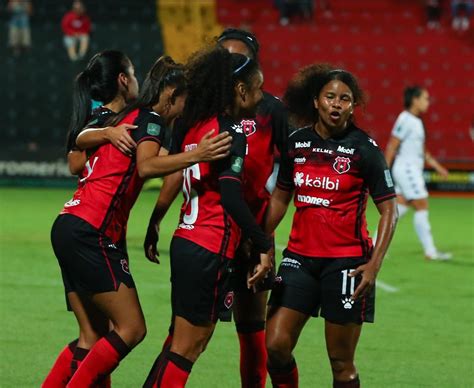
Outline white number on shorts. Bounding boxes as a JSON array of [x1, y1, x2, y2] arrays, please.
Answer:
[[182, 164, 201, 225], [341, 269, 356, 296]]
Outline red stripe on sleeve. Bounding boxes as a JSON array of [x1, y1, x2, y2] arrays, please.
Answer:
[[218, 176, 242, 183]]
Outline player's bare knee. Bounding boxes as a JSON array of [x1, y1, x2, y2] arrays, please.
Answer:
[[115, 322, 146, 348], [266, 337, 292, 366], [172, 336, 209, 362], [329, 357, 356, 379]]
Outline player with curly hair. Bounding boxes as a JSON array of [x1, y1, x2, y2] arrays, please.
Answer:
[[264, 66, 398, 387]]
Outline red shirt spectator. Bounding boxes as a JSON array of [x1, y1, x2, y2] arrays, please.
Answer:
[[61, 10, 91, 36], [61, 0, 91, 61]]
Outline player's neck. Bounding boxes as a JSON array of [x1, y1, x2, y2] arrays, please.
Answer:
[[314, 121, 347, 140], [408, 107, 421, 117], [104, 95, 127, 113], [226, 106, 245, 122]]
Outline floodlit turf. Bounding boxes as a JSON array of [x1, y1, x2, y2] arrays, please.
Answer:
[[0, 187, 473, 387]]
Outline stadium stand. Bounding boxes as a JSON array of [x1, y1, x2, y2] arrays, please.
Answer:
[[217, 0, 474, 161], [2, 0, 163, 153], [1, 0, 472, 185]]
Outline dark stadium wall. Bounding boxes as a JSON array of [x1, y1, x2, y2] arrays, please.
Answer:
[[1, 1, 164, 185]]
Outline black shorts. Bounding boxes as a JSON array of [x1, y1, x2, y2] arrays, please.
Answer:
[[268, 249, 375, 324], [231, 238, 275, 294], [170, 236, 233, 325], [51, 214, 135, 298]]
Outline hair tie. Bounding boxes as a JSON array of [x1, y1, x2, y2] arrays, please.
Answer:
[[233, 57, 251, 74]]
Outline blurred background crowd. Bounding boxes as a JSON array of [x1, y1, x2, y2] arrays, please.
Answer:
[[2, 0, 473, 190]]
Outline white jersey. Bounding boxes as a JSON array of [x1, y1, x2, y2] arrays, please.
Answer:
[[391, 111, 425, 169]]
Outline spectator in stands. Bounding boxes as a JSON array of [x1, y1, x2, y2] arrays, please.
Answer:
[[451, 0, 473, 30], [61, 0, 91, 61], [7, 0, 32, 57], [275, 0, 314, 26], [426, 0, 442, 30]]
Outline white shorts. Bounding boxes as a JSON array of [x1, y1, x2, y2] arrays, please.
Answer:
[[64, 34, 89, 48], [392, 160, 428, 200], [9, 26, 31, 47]]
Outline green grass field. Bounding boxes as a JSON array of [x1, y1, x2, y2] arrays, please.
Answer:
[[1, 188, 473, 387]]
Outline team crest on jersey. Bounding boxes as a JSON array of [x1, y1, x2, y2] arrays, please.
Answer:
[[120, 259, 130, 274], [224, 291, 234, 309], [241, 119, 256, 137], [333, 156, 351, 174]]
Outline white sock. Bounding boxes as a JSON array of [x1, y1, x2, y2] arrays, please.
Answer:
[[397, 203, 409, 218], [414, 210, 436, 256], [372, 203, 409, 245]]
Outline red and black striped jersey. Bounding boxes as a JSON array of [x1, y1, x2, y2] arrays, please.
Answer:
[[61, 108, 166, 243], [173, 114, 273, 259], [277, 125, 396, 259], [241, 92, 289, 224], [169, 93, 289, 226]]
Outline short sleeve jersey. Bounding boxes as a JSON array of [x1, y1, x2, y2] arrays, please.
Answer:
[[173, 115, 247, 259], [240, 92, 289, 224], [277, 125, 396, 259], [391, 110, 425, 168], [61, 108, 166, 243], [66, 106, 115, 153]]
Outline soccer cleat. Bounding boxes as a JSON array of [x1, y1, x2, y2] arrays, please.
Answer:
[[425, 251, 453, 261]]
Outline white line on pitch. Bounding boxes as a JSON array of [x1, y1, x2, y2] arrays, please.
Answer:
[[275, 244, 399, 293], [375, 280, 399, 293]]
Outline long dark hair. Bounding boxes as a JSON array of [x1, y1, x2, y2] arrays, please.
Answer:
[[109, 56, 186, 126], [283, 64, 365, 127], [67, 50, 132, 150], [404, 85, 424, 109], [182, 47, 260, 128]]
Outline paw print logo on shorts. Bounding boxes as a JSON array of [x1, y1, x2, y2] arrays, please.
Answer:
[[341, 297, 354, 310]]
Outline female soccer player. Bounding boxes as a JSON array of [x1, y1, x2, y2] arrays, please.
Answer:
[[143, 28, 289, 388], [145, 47, 273, 387], [42, 49, 139, 388], [65, 50, 139, 177], [264, 66, 398, 387], [43, 56, 232, 388], [385, 86, 452, 260]]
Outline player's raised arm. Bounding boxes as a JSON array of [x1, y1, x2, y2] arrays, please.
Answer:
[[136, 129, 232, 179], [76, 124, 138, 156]]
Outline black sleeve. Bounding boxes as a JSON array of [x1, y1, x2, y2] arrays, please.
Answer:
[[275, 135, 294, 192], [220, 179, 272, 252], [66, 108, 115, 153], [216, 117, 272, 253], [360, 137, 396, 204], [168, 119, 188, 155], [131, 110, 166, 146], [161, 121, 173, 152]]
